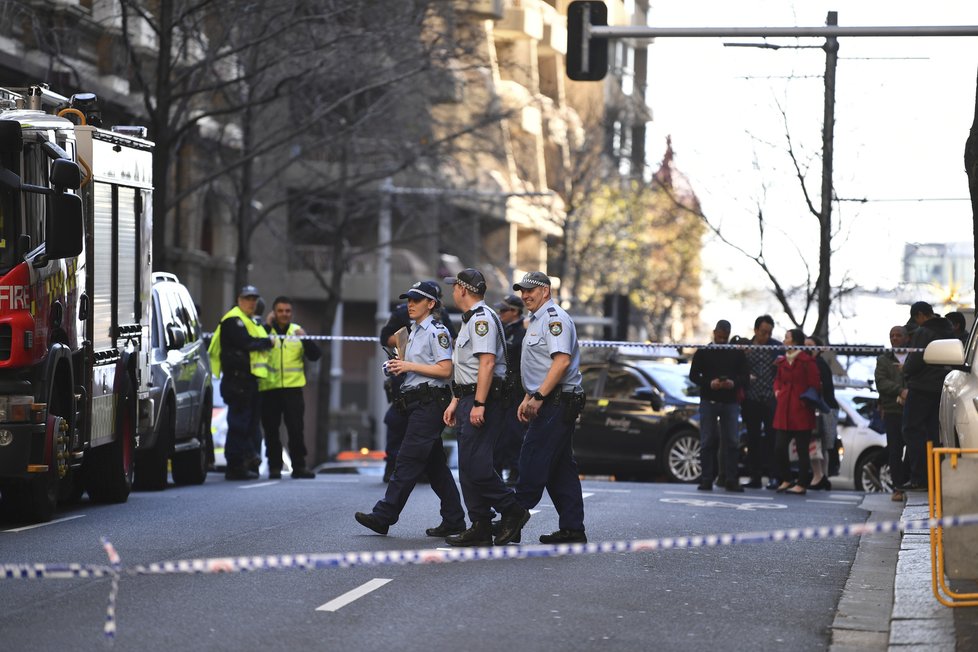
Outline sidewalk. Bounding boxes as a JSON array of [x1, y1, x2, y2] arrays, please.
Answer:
[[831, 492, 978, 651]]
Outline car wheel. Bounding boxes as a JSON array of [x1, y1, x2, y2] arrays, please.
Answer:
[[663, 429, 701, 483], [135, 403, 172, 491], [855, 449, 892, 492], [172, 396, 210, 486]]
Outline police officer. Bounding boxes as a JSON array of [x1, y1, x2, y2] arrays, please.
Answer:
[[379, 284, 457, 482], [355, 281, 466, 536], [208, 285, 273, 480], [442, 268, 527, 547], [495, 272, 587, 545], [493, 294, 527, 485], [259, 296, 321, 479]]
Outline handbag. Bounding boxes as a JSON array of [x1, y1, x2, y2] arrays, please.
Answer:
[[801, 387, 831, 413]]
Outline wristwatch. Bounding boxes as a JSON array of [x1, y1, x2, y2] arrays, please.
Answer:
[[531, 391, 547, 401], [473, 399, 486, 407]]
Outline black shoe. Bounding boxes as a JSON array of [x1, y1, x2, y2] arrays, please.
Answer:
[[249, 457, 261, 473], [725, 483, 745, 493], [291, 468, 315, 479], [742, 479, 763, 489], [446, 520, 493, 547], [494, 505, 530, 545], [716, 476, 726, 487], [539, 529, 587, 544], [697, 482, 712, 491], [268, 468, 282, 480], [765, 480, 780, 490], [354, 512, 389, 535], [425, 521, 467, 537], [225, 467, 259, 481], [490, 519, 521, 543], [810, 477, 831, 491], [897, 481, 926, 491]]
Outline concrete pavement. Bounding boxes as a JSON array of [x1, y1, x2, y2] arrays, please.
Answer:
[[831, 492, 978, 651]]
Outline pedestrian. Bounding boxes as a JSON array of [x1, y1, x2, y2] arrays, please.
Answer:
[[741, 315, 784, 489], [805, 335, 838, 491], [379, 284, 457, 483], [689, 320, 749, 493], [946, 310, 969, 344], [773, 328, 821, 495], [901, 301, 953, 490], [441, 268, 522, 547], [875, 325, 910, 501], [208, 285, 273, 481], [494, 271, 587, 546], [259, 296, 321, 480], [493, 293, 528, 485], [354, 280, 465, 537]]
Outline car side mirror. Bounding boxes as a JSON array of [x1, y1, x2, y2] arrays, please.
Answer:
[[166, 325, 186, 350], [633, 386, 665, 411]]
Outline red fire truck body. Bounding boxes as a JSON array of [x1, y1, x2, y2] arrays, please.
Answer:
[[0, 85, 153, 522]]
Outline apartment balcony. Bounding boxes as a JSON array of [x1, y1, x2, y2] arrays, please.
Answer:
[[455, 0, 505, 21], [540, 16, 567, 55], [495, 1, 545, 41]]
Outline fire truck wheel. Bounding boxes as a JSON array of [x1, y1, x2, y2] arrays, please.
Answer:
[[172, 396, 210, 486], [85, 376, 136, 504], [135, 403, 172, 491]]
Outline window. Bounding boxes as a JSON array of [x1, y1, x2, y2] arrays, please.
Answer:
[[603, 369, 644, 400]]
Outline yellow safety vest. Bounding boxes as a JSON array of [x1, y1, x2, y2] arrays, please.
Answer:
[[208, 306, 270, 379], [260, 322, 306, 391]]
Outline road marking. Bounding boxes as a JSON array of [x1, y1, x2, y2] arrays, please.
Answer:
[[3, 514, 86, 533], [582, 492, 595, 499], [239, 481, 279, 489], [665, 490, 775, 501], [660, 497, 787, 511], [316, 578, 392, 612]]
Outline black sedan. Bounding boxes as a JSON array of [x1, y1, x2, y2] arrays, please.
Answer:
[[574, 357, 703, 482]]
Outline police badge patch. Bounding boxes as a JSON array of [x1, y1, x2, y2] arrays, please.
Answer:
[[437, 333, 450, 349], [549, 321, 563, 336], [474, 320, 489, 336]]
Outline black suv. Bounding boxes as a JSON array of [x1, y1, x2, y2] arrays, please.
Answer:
[[575, 353, 703, 483], [134, 273, 213, 490]]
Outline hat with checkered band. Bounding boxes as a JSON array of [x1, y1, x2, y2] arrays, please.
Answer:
[[513, 271, 551, 292], [444, 268, 487, 295], [399, 280, 442, 305]]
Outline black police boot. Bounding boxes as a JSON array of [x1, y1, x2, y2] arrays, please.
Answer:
[[425, 520, 467, 537], [225, 465, 259, 481], [490, 518, 520, 543], [354, 512, 390, 535], [268, 468, 282, 480], [493, 505, 530, 545], [539, 529, 587, 544], [291, 467, 315, 479], [445, 520, 492, 547]]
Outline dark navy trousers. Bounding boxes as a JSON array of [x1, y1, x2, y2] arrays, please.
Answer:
[[455, 396, 517, 522], [371, 400, 464, 527], [225, 381, 261, 469], [514, 399, 585, 531]]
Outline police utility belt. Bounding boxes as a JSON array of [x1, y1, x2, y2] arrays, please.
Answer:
[[395, 383, 452, 415], [539, 385, 587, 424], [451, 377, 506, 401]]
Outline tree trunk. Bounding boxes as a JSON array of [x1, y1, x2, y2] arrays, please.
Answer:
[[966, 66, 978, 294]]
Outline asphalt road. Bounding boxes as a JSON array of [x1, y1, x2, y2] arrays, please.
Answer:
[[1, 472, 875, 652]]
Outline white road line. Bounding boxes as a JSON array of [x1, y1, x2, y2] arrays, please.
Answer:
[[3, 514, 86, 533], [239, 481, 279, 489], [581, 492, 595, 499], [664, 490, 775, 501], [316, 578, 392, 612]]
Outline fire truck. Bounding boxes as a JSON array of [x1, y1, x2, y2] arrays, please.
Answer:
[[0, 85, 153, 522]]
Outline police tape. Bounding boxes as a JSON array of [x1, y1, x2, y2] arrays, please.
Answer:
[[202, 331, 921, 355], [4, 512, 978, 641]]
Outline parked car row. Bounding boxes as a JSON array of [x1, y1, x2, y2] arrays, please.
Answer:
[[571, 350, 892, 491]]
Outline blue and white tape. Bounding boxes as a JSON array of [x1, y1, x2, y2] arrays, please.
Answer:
[[5, 513, 976, 640]]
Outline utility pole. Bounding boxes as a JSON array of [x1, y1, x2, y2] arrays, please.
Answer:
[[816, 11, 839, 343]]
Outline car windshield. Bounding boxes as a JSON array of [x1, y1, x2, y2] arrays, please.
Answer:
[[635, 362, 699, 401]]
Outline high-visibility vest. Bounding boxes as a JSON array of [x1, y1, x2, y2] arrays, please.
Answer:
[[260, 322, 306, 391], [208, 306, 270, 379]]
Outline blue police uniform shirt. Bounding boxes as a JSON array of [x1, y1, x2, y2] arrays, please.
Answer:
[[521, 298, 582, 393], [401, 315, 453, 390], [452, 301, 506, 385]]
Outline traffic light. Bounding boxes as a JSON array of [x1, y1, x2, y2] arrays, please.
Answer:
[[567, 1, 608, 81]]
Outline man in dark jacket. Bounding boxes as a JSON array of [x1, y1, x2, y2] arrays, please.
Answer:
[[493, 294, 527, 485], [901, 301, 954, 489], [689, 320, 749, 492]]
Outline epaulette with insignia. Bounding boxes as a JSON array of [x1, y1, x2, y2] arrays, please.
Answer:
[[547, 306, 558, 314]]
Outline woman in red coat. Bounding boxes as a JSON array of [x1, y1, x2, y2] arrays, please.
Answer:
[[773, 328, 822, 495]]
